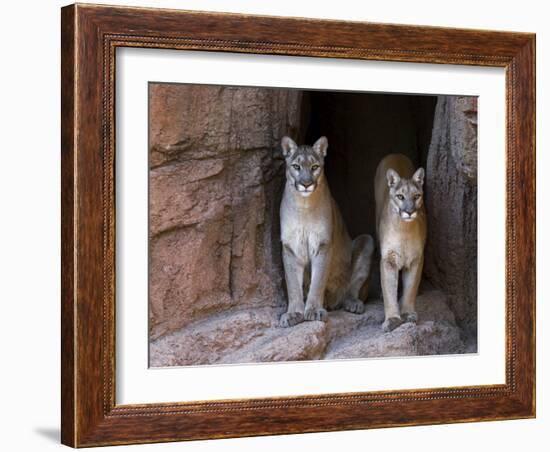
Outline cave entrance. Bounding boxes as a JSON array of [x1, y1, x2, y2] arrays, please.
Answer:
[[297, 90, 477, 348], [298, 91, 436, 302], [303, 91, 437, 242]]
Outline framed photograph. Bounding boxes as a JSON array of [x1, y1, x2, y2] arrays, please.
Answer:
[[61, 3, 535, 447]]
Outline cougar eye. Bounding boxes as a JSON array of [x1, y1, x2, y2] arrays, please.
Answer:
[[311, 164, 320, 171], [396, 194, 404, 201], [414, 194, 421, 200], [292, 164, 300, 171]]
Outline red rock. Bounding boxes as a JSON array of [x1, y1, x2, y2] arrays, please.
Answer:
[[148, 84, 302, 339]]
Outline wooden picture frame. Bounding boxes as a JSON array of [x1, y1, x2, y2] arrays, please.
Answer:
[[61, 3, 535, 447]]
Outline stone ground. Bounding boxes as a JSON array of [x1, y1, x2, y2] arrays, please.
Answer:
[[150, 290, 470, 367]]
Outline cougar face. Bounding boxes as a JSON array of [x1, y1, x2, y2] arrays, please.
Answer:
[[281, 136, 327, 197], [386, 167, 425, 222]]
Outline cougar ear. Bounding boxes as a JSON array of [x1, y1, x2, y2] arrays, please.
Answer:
[[413, 167, 425, 186], [386, 169, 400, 188], [313, 136, 328, 158], [281, 136, 298, 158]]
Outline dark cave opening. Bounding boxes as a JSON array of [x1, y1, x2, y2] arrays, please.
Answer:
[[303, 91, 437, 239]]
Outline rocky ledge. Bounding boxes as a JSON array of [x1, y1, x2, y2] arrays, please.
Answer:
[[150, 290, 468, 367]]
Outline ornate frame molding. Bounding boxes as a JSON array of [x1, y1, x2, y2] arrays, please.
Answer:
[[61, 4, 535, 447]]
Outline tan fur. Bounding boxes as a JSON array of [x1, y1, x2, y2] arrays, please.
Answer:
[[375, 154, 427, 332], [279, 137, 374, 327]]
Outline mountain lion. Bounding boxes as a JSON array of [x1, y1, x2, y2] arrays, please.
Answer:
[[375, 154, 427, 332], [279, 136, 374, 327]]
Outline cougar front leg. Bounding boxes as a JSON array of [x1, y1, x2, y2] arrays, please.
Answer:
[[343, 234, 374, 314], [304, 246, 330, 322], [280, 246, 305, 327], [380, 257, 403, 332], [400, 257, 423, 324]]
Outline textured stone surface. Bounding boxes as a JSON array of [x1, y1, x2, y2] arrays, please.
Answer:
[[424, 96, 478, 344], [150, 290, 466, 366], [148, 84, 303, 339]]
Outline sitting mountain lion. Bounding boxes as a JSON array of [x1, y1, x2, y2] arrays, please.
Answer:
[[279, 136, 374, 327], [375, 154, 427, 332]]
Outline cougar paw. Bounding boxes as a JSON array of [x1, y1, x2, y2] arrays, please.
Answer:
[[304, 307, 328, 322], [343, 297, 365, 314], [402, 311, 418, 324], [382, 316, 403, 332], [279, 311, 304, 328]]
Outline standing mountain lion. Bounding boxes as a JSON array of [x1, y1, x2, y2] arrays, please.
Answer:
[[375, 154, 427, 332], [279, 136, 374, 327]]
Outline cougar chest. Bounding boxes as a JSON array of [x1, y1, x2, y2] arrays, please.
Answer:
[[380, 217, 426, 270], [280, 195, 333, 263]]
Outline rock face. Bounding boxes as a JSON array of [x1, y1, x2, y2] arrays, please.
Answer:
[[150, 290, 465, 367], [424, 96, 478, 344], [148, 84, 303, 339]]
